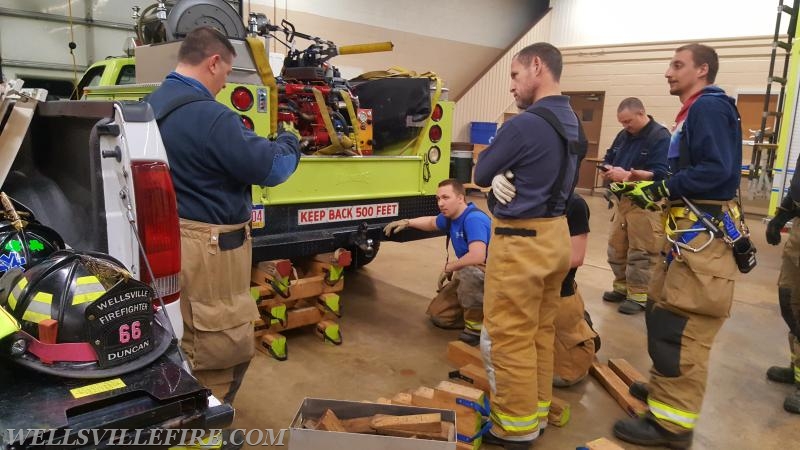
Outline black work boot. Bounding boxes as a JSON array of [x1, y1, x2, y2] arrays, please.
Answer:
[[618, 299, 646, 315], [603, 290, 626, 303], [629, 381, 649, 402], [613, 415, 693, 449], [481, 431, 534, 450], [458, 330, 480, 347], [767, 365, 795, 384], [784, 389, 800, 414]]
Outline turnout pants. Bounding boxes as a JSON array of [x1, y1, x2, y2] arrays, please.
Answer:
[[179, 219, 260, 404], [553, 284, 598, 385], [779, 224, 800, 383], [481, 216, 570, 440], [607, 196, 664, 303], [645, 200, 739, 434], [427, 266, 485, 333]]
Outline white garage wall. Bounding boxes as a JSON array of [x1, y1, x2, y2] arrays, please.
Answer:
[[247, 0, 542, 48], [454, 0, 787, 145], [550, 0, 784, 47]]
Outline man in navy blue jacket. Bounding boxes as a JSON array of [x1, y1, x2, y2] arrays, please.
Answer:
[[612, 43, 743, 449], [600, 98, 670, 314], [147, 27, 300, 410]]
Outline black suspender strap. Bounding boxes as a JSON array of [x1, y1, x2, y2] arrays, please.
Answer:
[[527, 107, 588, 216]]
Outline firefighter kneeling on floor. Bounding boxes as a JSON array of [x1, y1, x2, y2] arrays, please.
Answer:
[[383, 179, 491, 346]]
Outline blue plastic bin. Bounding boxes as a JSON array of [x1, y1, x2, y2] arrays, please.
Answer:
[[470, 121, 497, 144]]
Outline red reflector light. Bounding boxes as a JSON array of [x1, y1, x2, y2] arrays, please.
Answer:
[[431, 104, 443, 121], [231, 87, 254, 111], [429, 124, 442, 143], [131, 161, 181, 304], [241, 115, 254, 130]]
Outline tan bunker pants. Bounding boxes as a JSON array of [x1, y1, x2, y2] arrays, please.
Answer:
[[481, 216, 570, 440], [645, 200, 740, 434], [607, 196, 664, 303], [179, 219, 260, 404]]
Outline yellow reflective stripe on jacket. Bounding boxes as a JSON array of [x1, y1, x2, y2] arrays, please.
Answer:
[[22, 292, 53, 323], [537, 400, 551, 418], [7, 276, 28, 311], [647, 398, 698, 429], [490, 410, 539, 432], [72, 276, 106, 305], [795, 365, 800, 384]]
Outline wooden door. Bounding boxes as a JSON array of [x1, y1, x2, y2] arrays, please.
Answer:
[[564, 91, 605, 190]]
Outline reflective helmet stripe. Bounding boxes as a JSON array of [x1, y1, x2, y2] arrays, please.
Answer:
[[72, 276, 106, 305], [22, 292, 53, 323], [7, 277, 28, 311]]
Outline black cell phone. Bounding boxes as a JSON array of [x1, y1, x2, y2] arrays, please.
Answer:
[[596, 163, 610, 172]]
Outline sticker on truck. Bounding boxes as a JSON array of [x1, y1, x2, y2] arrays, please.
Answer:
[[251, 205, 265, 229], [298, 202, 399, 226]]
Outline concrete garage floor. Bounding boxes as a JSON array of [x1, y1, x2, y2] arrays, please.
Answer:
[[233, 194, 800, 449]]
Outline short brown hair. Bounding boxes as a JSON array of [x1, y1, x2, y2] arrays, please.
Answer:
[[438, 179, 466, 197], [676, 43, 719, 84], [514, 43, 563, 82], [617, 97, 645, 114], [178, 26, 236, 65]]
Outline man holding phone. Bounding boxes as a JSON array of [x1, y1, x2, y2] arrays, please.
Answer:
[[600, 98, 670, 314]]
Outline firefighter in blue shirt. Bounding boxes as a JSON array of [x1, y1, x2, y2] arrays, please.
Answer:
[[383, 179, 491, 346]]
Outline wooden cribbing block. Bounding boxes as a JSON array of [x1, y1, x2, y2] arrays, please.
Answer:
[[590, 361, 647, 417], [608, 358, 647, 386], [341, 417, 376, 434], [410, 386, 480, 450], [586, 437, 625, 449], [272, 306, 323, 331], [370, 413, 442, 433], [447, 341, 483, 368], [317, 409, 347, 432], [373, 422, 453, 441], [453, 364, 490, 393], [390, 392, 413, 406]]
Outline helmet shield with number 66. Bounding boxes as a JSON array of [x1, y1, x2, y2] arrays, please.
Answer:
[[0, 250, 173, 378]]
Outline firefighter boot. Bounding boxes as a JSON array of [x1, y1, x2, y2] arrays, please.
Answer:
[[458, 329, 480, 346], [629, 381, 649, 402], [613, 414, 693, 449], [784, 389, 800, 414], [767, 365, 795, 384], [602, 290, 626, 303], [481, 432, 534, 450], [618, 293, 647, 314]]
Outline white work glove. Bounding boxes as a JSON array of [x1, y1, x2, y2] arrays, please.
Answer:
[[492, 170, 516, 205], [437, 271, 453, 291], [383, 219, 410, 236]]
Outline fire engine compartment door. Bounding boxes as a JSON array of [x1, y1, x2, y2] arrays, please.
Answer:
[[256, 156, 429, 205]]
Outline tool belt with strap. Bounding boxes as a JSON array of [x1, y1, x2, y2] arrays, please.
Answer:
[[665, 198, 757, 273]]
